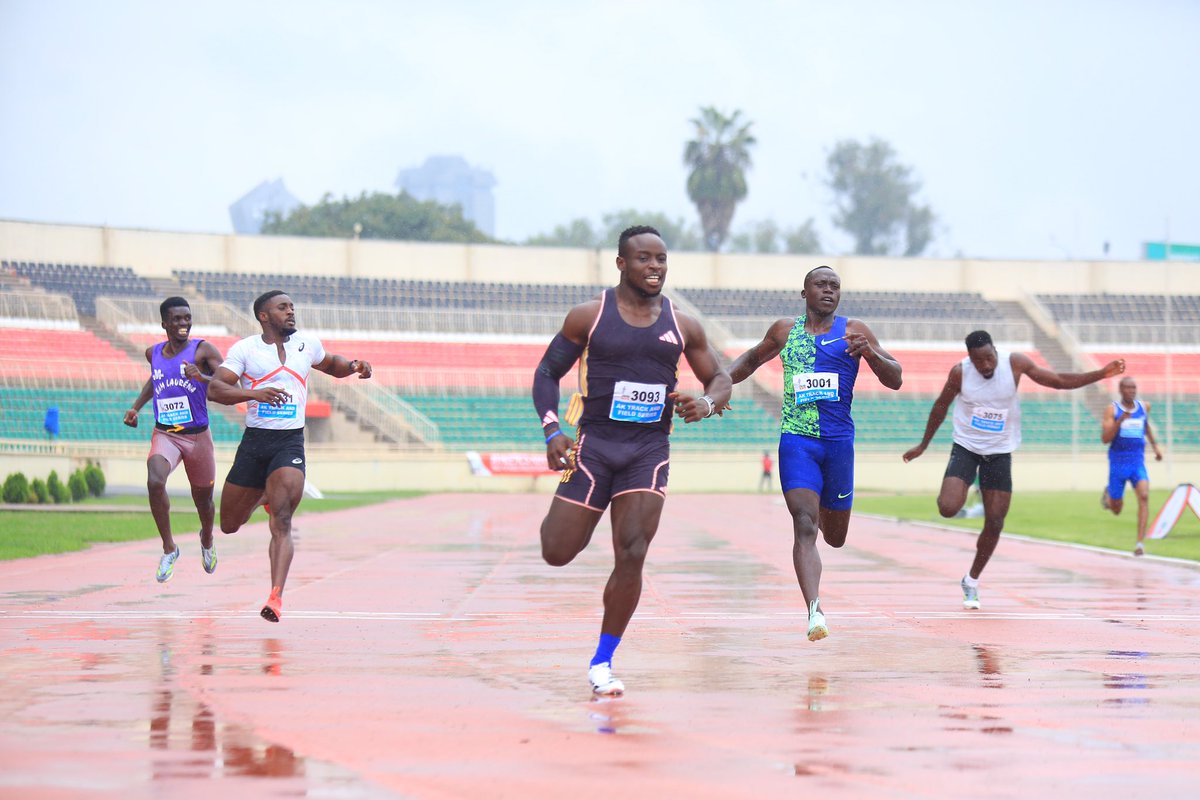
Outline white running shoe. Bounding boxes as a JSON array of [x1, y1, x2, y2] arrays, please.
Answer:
[[588, 663, 625, 696], [156, 546, 180, 583], [961, 577, 981, 609], [806, 599, 828, 641], [1133, 542, 1144, 557], [201, 542, 218, 574]]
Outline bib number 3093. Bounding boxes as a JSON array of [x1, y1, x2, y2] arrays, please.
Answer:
[[610, 381, 667, 423]]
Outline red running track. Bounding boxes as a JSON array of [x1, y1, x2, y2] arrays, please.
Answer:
[[1, 493, 1197, 799]]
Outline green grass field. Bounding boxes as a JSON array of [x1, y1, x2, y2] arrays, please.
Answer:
[[2, 489, 1197, 562], [853, 489, 1200, 562], [0, 491, 422, 560]]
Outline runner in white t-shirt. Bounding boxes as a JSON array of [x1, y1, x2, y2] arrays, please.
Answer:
[[902, 330, 1124, 610], [204, 290, 373, 622]]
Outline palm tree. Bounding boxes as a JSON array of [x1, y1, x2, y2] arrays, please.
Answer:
[[684, 107, 757, 251]]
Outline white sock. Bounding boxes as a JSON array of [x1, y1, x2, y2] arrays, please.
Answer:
[[963, 575, 979, 588]]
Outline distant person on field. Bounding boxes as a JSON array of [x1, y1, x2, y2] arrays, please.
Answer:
[[1101, 376, 1162, 556], [759, 450, 774, 492], [201, 290, 372, 623], [902, 330, 1125, 609], [124, 297, 224, 583]]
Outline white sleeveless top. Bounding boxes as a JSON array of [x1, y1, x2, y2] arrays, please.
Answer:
[[220, 332, 326, 430], [952, 350, 1021, 455]]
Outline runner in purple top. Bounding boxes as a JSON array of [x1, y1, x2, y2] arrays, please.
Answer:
[[124, 297, 225, 583]]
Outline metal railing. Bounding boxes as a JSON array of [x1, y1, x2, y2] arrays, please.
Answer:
[[0, 291, 78, 323], [715, 316, 1034, 344]]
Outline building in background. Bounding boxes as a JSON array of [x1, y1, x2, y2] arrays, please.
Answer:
[[395, 156, 496, 237], [229, 178, 302, 234]]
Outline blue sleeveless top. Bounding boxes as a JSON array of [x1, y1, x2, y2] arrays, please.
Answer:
[[779, 315, 859, 441], [150, 339, 210, 433], [1108, 400, 1147, 461], [574, 289, 684, 441]]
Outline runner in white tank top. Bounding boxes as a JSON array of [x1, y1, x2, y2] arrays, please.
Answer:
[[952, 348, 1022, 455], [221, 331, 326, 430], [204, 290, 373, 623], [903, 330, 1125, 610]]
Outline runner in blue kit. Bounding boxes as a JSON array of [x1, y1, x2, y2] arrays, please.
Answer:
[[1101, 376, 1163, 556], [204, 290, 372, 622], [903, 330, 1124, 608], [532, 225, 732, 696], [124, 297, 224, 583], [729, 266, 902, 641]]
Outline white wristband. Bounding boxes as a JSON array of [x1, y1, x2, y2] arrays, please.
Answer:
[[701, 395, 715, 418]]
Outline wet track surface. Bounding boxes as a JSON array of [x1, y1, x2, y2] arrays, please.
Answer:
[[1, 493, 1198, 798]]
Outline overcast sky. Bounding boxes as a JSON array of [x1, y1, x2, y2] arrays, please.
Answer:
[[1, 0, 1196, 261]]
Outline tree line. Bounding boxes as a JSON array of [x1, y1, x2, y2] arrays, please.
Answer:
[[263, 107, 936, 257]]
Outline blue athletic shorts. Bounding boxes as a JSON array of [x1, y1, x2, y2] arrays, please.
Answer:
[[778, 432, 855, 510], [1107, 458, 1148, 501], [555, 428, 670, 511]]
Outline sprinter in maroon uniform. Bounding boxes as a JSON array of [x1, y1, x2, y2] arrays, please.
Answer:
[[532, 225, 732, 696]]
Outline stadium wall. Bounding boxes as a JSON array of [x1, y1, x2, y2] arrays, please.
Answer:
[[4, 449, 1197, 496], [4, 219, 1200, 298]]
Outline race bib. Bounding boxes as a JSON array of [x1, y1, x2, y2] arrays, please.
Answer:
[[257, 402, 298, 420], [970, 406, 1007, 432], [155, 396, 193, 426], [793, 372, 839, 404], [1118, 417, 1145, 438], [610, 380, 667, 423]]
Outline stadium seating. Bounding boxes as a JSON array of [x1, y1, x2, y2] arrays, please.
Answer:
[[2, 260, 1196, 453], [0, 387, 244, 444], [175, 270, 606, 313], [6, 261, 156, 316], [0, 327, 142, 382], [1089, 352, 1200, 396], [677, 288, 1007, 321]]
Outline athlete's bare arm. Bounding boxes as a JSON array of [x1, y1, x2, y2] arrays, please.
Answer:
[[314, 352, 373, 379], [845, 319, 902, 390], [728, 318, 792, 384], [903, 364, 963, 462], [1145, 403, 1164, 460], [540, 300, 602, 468], [124, 378, 153, 427], [205, 366, 289, 406], [670, 314, 733, 423], [1013, 352, 1124, 390], [182, 341, 226, 383], [1100, 403, 1120, 444]]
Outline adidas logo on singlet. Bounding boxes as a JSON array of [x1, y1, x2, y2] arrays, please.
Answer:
[[658, 331, 679, 345]]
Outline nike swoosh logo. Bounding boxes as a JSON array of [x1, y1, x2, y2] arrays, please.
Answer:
[[837, 491, 852, 499], [820, 338, 842, 346]]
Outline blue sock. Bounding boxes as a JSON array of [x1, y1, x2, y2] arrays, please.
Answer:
[[590, 633, 621, 667]]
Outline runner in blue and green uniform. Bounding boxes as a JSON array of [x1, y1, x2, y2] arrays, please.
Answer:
[[729, 266, 902, 642]]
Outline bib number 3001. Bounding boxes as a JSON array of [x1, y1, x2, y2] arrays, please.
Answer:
[[793, 373, 839, 404], [610, 380, 667, 423]]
